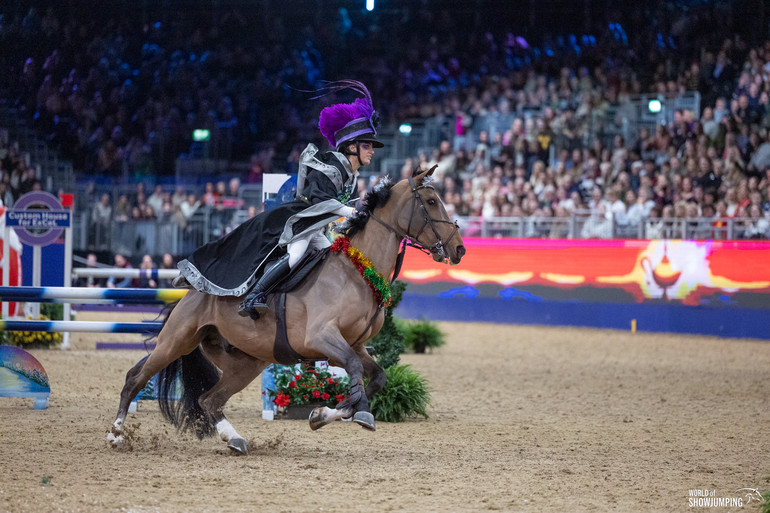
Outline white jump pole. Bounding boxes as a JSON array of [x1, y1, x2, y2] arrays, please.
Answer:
[[31, 246, 41, 319], [62, 224, 73, 349], [71, 268, 180, 279]]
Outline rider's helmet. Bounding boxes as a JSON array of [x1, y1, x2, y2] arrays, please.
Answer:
[[318, 80, 384, 155]]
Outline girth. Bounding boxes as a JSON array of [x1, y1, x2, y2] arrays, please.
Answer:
[[272, 292, 315, 364], [270, 248, 329, 364]]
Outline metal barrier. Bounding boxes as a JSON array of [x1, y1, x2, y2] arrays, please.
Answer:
[[69, 205, 765, 256], [455, 214, 767, 240]]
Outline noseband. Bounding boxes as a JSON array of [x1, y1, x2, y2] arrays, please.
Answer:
[[369, 176, 459, 260]]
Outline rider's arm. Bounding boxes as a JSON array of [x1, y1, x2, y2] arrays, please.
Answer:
[[302, 169, 355, 218], [332, 205, 356, 217]]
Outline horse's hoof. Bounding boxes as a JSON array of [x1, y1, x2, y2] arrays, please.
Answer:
[[107, 431, 125, 449], [227, 437, 248, 455], [352, 411, 376, 431], [309, 407, 327, 431], [309, 406, 354, 430]]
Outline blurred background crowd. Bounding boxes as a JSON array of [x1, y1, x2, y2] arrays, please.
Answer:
[[1, 0, 769, 275]]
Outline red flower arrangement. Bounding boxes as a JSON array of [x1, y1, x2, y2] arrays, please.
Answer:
[[269, 362, 349, 409]]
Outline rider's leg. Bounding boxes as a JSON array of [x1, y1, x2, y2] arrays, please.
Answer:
[[287, 237, 310, 267], [237, 253, 291, 318], [237, 237, 310, 319]]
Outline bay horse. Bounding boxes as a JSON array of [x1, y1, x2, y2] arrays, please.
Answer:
[[107, 166, 465, 454]]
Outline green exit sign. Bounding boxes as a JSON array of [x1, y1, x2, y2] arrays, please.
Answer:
[[193, 129, 210, 142]]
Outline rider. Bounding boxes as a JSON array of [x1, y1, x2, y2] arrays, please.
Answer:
[[175, 81, 383, 319]]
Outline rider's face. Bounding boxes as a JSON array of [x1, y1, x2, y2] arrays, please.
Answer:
[[357, 142, 375, 165]]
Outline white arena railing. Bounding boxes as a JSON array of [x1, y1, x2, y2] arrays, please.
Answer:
[[71, 268, 179, 280], [454, 213, 767, 241], [69, 207, 769, 258]]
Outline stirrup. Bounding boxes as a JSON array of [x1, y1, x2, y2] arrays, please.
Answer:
[[238, 292, 267, 319]]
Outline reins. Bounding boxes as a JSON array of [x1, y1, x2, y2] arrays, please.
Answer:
[[351, 175, 458, 345], [368, 175, 460, 265]]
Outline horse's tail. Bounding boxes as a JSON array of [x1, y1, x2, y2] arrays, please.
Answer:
[[153, 301, 219, 439], [157, 346, 219, 439]]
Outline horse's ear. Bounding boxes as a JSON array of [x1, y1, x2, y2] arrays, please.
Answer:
[[412, 165, 436, 184]]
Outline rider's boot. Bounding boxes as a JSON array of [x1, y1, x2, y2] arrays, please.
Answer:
[[238, 253, 291, 320]]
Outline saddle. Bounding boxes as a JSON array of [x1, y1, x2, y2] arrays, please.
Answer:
[[272, 247, 330, 296]]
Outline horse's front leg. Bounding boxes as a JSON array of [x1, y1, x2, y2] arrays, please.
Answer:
[[357, 344, 386, 399], [308, 328, 375, 431]]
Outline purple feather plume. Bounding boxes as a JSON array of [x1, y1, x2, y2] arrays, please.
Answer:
[[317, 80, 376, 147]]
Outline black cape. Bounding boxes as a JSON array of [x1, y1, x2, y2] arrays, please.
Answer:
[[177, 146, 359, 296]]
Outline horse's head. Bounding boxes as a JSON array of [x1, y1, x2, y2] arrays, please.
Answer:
[[388, 165, 465, 264]]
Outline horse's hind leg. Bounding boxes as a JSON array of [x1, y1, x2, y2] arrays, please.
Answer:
[[199, 337, 269, 455], [108, 312, 200, 448]]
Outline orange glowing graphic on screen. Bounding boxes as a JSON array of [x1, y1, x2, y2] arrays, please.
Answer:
[[599, 240, 770, 304]]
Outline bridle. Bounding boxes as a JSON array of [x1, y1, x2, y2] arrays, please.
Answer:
[[369, 175, 459, 265], [351, 174, 459, 345]]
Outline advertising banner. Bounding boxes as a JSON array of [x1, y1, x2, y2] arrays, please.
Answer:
[[399, 238, 770, 308], [395, 238, 770, 338]]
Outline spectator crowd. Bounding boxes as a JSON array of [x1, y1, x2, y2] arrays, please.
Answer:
[[2, 0, 770, 257]]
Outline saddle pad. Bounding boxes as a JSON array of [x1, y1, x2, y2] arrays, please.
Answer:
[[275, 247, 330, 294]]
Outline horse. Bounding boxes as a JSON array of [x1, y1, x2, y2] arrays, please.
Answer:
[[107, 166, 465, 454]]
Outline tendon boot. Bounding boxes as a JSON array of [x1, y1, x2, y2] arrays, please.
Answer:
[[238, 253, 291, 319]]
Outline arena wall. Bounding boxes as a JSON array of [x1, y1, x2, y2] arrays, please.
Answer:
[[395, 238, 770, 340]]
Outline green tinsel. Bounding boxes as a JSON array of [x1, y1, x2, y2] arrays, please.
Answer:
[[364, 267, 391, 306]]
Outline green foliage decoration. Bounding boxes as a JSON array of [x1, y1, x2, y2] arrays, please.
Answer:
[[368, 280, 407, 369], [404, 318, 445, 353], [370, 364, 431, 423], [41, 303, 64, 322]]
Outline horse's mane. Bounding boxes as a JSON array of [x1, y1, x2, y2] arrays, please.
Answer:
[[337, 176, 393, 237]]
